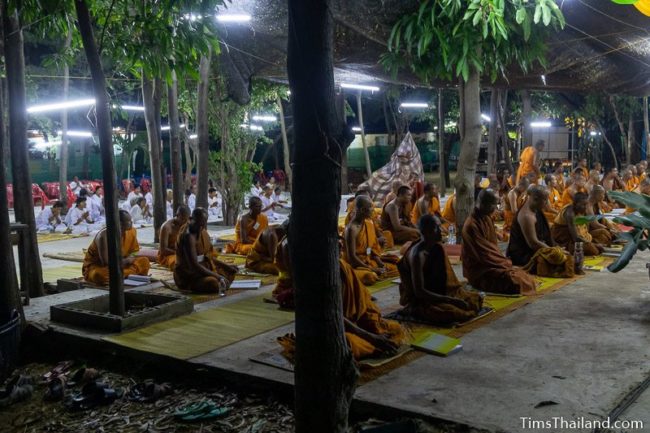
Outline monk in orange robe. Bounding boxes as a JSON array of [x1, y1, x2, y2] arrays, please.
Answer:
[[278, 258, 406, 361], [623, 168, 638, 192], [157, 205, 190, 270], [572, 158, 589, 180], [552, 161, 566, 193], [461, 190, 537, 295], [344, 196, 399, 285], [245, 223, 288, 275], [271, 231, 294, 308], [175, 208, 238, 293], [559, 174, 587, 207], [543, 174, 561, 223], [551, 192, 611, 256], [516, 140, 544, 184], [397, 214, 483, 325], [441, 193, 456, 225], [82, 210, 150, 285], [225, 196, 269, 255], [344, 189, 393, 249], [380, 185, 420, 244], [637, 162, 647, 183], [588, 185, 618, 236], [504, 177, 529, 231], [410, 182, 441, 224]]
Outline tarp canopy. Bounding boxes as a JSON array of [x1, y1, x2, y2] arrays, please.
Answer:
[[217, 0, 650, 104]]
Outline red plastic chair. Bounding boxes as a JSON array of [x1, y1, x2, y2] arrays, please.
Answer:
[[31, 184, 49, 209]]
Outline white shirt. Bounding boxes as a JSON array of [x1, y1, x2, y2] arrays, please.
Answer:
[[250, 185, 262, 197], [66, 206, 91, 226], [187, 194, 196, 211], [130, 204, 146, 222], [126, 191, 142, 207], [166, 200, 173, 220], [88, 195, 104, 221], [145, 192, 153, 207], [260, 195, 276, 218], [36, 207, 61, 229]]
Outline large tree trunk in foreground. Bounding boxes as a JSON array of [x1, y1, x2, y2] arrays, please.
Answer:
[[196, 50, 211, 210], [287, 0, 358, 431], [142, 75, 165, 241], [59, 24, 72, 208], [453, 68, 482, 237], [0, 16, 23, 320], [168, 71, 184, 212], [438, 89, 447, 195], [644, 96, 649, 160], [487, 89, 498, 174], [3, 5, 44, 298], [277, 96, 292, 191], [75, 0, 124, 315]]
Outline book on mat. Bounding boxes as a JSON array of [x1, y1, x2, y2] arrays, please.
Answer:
[[127, 274, 151, 282], [124, 278, 148, 286], [230, 279, 262, 290], [411, 332, 462, 357], [583, 265, 604, 272]]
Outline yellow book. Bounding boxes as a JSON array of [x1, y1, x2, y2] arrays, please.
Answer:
[[411, 332, 462, 356]]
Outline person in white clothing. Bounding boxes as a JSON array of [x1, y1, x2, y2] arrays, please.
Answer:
[[208, 187, 222, 219], [272, 186, 288, 205], [144, 190, 153, 208], [130, 197, 152, 224], [126, 185, 143, 208], [69, 176, 84, 196], [260, 185, 282, 221], [87, 188, 105, 224], [166, 189, 174, 220], [65, 197, 96, 234], [186, 184, 197, 212], [36, 201, 68, 233], [250, 180, 262, 198]]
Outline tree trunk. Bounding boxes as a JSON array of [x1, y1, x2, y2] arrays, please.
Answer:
[[287, 0, 358, 431], [596, 119, 619, 170], [59, 24, 72, 207], [356, 92, 372, 179], [142, 75, 165, 242], [641, 96, 650, 159], [609, 96, 628, 164], [521, 90, 532, 149], [498, 89, 514, 173], [382, 96, 392, 148], [437, 88, 446, 195], [277, 96, 292, 191], [453, 67, 482, 237], [487, 89, 498, 174], [338, 92, 348, 194], [75, 0, 124, 315], [168, 70, 184, 212], [628, 116, 637, 163], [0, 14, 23, 320], [3, 4, 44, 298], [196, 50, 211, 210]]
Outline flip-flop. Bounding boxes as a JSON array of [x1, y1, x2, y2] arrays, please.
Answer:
[[174, 400, 230, 421], [181, 406, 230, 421], [42, 360, 74, 382], [173, 400, 213, 418], [66, 381, 121, 411]]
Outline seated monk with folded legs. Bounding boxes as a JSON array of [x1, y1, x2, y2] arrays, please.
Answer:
[[397, 214, 483, 326], [157, 205, 190, 270], [506, 186, 574, 277], [82, 210, 150, 285], [551, 192, 611, 256], [278, 258, 407, 361], [345, 189, 392, 249], [343, 195, 399, 285], [504, 177, 529, 232], [380, 185, 420, 244], [225, 196, 269, 255], [175, 208, 239, 293], [588, 185, 618, 237], [461, 189, 537, 295], [271, 226, 294, 308], [245, 221, 288, 275]]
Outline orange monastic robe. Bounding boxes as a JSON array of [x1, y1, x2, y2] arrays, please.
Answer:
[[278, 259, 406, 361], [225, 213, 269, 255], [82, 227, 150, 285], [441, 194, 456, 224], [461, 209, 537, 295], [504, 192, 527, 231], [343, 219, 399, 285], [626, 178, 639, 192], [157, 221, 183, 270], [411, 197, 441, 225], [551, 205, 612, 256], [245, 233, 280, 275], [344, 202, 394, 249], [517, 146, 537, 183], [559, 187, 587, 207]]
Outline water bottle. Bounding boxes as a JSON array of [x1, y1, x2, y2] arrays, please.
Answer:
[[574, 241, 584, 273], [218, 279, 227, 297], [448, 225, 456, 245]]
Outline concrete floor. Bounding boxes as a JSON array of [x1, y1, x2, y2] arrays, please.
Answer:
[[17, 204, 650, 432]]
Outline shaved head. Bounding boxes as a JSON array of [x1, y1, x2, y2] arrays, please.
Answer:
[[354, 194, 373, 209], [527, 185, 548, 200], [477, 188, 498, 216]]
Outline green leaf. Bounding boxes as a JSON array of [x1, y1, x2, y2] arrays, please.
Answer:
[[533, 4, 542, 24], [541, 4, 551, 26], [574, 215, 599, 225], [613, 214, 650, 230], [607, 230, 642, 273]]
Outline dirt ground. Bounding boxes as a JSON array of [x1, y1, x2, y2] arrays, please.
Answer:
[[0, 362, 479, 433]]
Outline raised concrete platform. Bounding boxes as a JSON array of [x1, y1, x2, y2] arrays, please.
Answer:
[[22, 250, 650, 432]]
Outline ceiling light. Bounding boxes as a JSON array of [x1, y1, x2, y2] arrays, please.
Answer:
[[27, 98, 96, 113], [189, 134, 198, 139], [252, 115, 277, 122], [352, 126, 362, 132], [59, 130, 93, 138], [481, 114, 491, 122], [531, 121, 552, 128], [400, 102, 428, 109], [340, 83, 380, 92]]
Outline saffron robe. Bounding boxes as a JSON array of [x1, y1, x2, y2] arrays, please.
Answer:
[[157, 221, 183, 270], [82, 227, 150, 285], [225, 213, 269, 255], [517, 146, 537, 183], [245, 232, 280, 275], [551, 205, 612, 256], [461, 209, 537, 295], [343, 219, 399, 285]]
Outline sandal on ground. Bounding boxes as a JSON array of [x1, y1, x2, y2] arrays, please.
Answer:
[[173, 400, 230, 421], [42, 360, 74, 382], [44, 376, 67, 402], [65, 381, 122, 411], [127, 380, 173, 403]]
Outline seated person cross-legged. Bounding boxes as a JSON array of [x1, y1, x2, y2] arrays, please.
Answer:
[[551, 192, 612, 257], [506, 185, 575, 278], [380, 185, 420, 244], [343, 195, 399, 285], [225, 196, 269, 255], [461, 189, 537, 295], [397, 214, 483, 326], [157, 205, 190, 270], [245, 223, 288, 275], [174, 208, 238, 293], [82, 210, 150, 285]]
